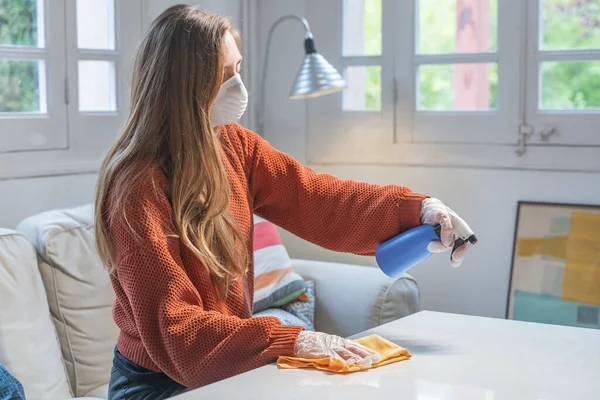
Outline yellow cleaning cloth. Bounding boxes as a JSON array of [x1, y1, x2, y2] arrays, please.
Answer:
[[277, 334, 411, 373]]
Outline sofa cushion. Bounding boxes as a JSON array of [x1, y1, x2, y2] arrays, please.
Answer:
[[0, 229, 72, 400], [17, 205, 118, 398], [253, 215, 307, 313], [291, 260, 420, 337]]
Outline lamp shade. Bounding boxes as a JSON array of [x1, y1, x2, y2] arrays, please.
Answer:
[[289, 53, 346, 100]]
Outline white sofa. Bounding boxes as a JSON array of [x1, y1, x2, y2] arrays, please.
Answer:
[[0, 205, 420, 400]]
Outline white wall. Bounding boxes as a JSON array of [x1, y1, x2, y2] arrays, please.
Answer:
[[254, 0, 600, 318], [0, 174, 97, 228]]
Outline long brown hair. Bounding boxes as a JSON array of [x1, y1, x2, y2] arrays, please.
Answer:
[[94, 5, 247, 295]]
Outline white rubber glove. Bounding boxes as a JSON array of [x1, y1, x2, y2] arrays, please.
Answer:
[[294, 331, 380, 367], [421, 197, 475, 268]]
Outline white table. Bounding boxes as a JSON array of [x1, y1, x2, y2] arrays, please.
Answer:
[[174, 311, 600, 400]]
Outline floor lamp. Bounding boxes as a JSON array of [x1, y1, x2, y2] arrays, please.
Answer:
[[258, 15, 347, 135]]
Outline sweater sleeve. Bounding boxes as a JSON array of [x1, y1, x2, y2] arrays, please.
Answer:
[[109, 172, 303, 388], [244, 129, 428, 256]]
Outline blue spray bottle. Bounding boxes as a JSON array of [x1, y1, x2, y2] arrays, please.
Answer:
[[375, 215, 477, 278]]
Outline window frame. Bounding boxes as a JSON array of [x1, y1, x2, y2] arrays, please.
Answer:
[[0, 0, 68, 153], [407, 0, 521, 145], [306, 0, 396, 163], [66, 0, 135, 150], [304, 0, 600, 172], [524, 0, 600, 146]]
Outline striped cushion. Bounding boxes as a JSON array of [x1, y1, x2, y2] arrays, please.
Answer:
[[253, 215, 307, 313]]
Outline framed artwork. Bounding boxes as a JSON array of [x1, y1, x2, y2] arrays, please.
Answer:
[[507, 201, 600, 330]]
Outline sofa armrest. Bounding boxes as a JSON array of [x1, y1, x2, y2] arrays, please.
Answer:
[[291, 259, 420, 337]]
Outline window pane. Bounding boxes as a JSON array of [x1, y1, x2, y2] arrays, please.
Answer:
[[78, 60, 116, 112], [418, 0, 497, 54], [0, 0, 44, 47], [76, 0, 115, 50], [343, 66, 381, 111], [342, 0, 382, 56], [541, 0, 600, 50], [418, 63, 498, 111], [540, 61, 600, 110], [0, 59, 45, 112]]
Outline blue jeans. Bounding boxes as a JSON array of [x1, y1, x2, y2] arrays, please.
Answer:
[[0, 364, 25, 400], [108, 347, 187, 400]]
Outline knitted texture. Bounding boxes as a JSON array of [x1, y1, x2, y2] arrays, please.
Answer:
[[108, 123, 427, 389]]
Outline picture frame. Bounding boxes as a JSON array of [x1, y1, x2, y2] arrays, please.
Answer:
[[507, 201, 600, 330]]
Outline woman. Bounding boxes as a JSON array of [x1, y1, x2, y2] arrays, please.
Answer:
[[95, 5, 472, 399]]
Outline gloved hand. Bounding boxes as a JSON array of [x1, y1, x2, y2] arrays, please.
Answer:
[[294, 331, 380, 367], [421, 197, 475, 267]]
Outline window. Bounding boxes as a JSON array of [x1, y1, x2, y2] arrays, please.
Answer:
[[76, 0, 117, 112], [525, 0, 600, 146], [416, 0, 498, 111], [0, 0, 141, 156], [307, 0, 395, 158], [411, 0, 519, 144], [341, 0, 382, 112], [305, 0, 600, 170], [67, 0, 127, 147], [0, 0, 67, 152]]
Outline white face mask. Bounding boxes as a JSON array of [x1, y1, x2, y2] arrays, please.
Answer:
[[210, 73, 248, 127]]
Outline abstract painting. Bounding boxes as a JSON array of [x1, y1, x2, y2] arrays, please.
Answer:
[[507, 202, 600, 329]]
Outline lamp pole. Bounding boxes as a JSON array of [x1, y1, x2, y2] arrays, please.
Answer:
[[258, 15, 313, 136]]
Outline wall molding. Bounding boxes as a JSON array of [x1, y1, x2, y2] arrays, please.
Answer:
[[0, 148, 102, 181], [308, 139, 600, 173]]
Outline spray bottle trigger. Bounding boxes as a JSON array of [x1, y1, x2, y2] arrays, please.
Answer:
[[452, 238, 465, 256], [433, 224, 442, 238], [451, 234, 477, 258]]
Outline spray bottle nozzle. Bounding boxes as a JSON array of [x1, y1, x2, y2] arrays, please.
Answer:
[[467, 234, 478, 245]]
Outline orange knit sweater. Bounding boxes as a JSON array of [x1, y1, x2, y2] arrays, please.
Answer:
[[108, 123, 427, 388]]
